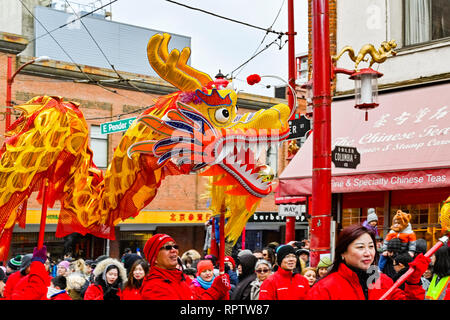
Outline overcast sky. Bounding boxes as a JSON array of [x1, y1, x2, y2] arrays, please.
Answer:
[[69, 0, 309, 97]]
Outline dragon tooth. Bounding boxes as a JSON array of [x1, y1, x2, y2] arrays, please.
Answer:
[[214, 148, 229, 164], [236, 140, 245, 153], [255, 143, 265, 160]]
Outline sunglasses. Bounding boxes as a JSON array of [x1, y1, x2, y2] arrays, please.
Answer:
[[160, 244, 179, 251], [256, 269, 270, 273]]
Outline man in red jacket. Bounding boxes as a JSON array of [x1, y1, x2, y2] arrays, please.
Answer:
[[47, 275, 72, 300], [3, 254, 32, 299], [140, 233, 230, 300], [10, 246, 51, 300], [259, 244, 310, 300]]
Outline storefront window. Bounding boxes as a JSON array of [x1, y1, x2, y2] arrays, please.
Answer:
[[90, 125, 108, 168], [342, 202, 443, 249], [11, 232, 65, 258], [342, 207, 385, 237], [404, 0, 450, 46], [392, 203, 442, 248], [119, 231, 153, 254]]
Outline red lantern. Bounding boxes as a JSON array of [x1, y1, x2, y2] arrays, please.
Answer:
[[350, 68, 383, 121]]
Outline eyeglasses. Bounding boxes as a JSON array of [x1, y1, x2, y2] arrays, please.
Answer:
[[256, 269, 270, 273], [160, 244, 179, 251]]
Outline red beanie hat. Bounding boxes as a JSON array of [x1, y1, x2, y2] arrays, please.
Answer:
[[224, 256, 236, 269], [196, 260, 214, 276], [143, 233, 175, 267]]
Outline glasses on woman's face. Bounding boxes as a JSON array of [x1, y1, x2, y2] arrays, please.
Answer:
[[255, 268, 270, 274], [160, 244, 179, 251]]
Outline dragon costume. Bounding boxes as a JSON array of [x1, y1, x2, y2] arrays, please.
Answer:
[[0, 33, 293, 260]]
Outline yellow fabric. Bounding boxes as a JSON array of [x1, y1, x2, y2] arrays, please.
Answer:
[[440, 196, 450, 232]]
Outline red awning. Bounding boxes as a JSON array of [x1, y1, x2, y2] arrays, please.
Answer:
[[275, 195, 307, 204], [278, 83, 450, 198]]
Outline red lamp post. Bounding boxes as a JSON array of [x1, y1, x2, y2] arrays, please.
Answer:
[[309, 0, 332, 267], [307, 3, 387, 266], [285, 0, 297, 244], [5, 55, 49, 133]]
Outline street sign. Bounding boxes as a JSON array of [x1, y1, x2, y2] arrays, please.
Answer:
[[248, 211, 306, 223], [101, 117, 137, 134], [331, 145, 361, 169], [278, 204, 307, 217], [287, 115, 311, 140]]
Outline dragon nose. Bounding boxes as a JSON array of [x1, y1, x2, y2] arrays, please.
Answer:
[[252, 103, 291, 130]]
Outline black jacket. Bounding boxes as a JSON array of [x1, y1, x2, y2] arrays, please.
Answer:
[[231, 254, 258, 300]]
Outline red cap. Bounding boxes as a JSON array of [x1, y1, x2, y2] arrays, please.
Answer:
[[143, 233, 175, 267], [224, 256, 236, 269]]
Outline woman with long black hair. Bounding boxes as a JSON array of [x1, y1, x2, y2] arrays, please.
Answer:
[[122, 259, 149, 300], [84, 258, 127, 300], [425, 245, 450, 300], [306, 224, 430, 300]]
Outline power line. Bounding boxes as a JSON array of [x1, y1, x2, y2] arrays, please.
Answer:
[[165, 0, 285, 36], [31, 0, 119, 44], [232, 0, 286, 79], [19, 0, 153, 106], [19, 0, 117, 94], [85, 104, 154, 121], [227, 35, 287, 79], [64, 0, 116, 69], [63, 0, 157, 98]]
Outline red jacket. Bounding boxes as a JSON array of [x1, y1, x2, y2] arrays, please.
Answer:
[[50, 291, 72, 300], [140, 266, 229, 300], [189, 278, 230, 300], [3, 271, 25, 300], [140, 266, 194, 300], [84, 283, 123, 300], [10, 261, 51, 300], [259, 268, 310, 300], [306, 263, 425, 300], [121, 287, 142, 300]]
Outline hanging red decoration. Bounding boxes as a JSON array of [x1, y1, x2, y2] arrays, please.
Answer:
[[247, 74, 261, 85]]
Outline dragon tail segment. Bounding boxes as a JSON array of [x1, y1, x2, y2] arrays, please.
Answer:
[[0, 96, 108, 259]]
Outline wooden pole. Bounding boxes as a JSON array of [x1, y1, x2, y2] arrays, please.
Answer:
[[37, 178, 49, 249], [219, 205, 226, 274]]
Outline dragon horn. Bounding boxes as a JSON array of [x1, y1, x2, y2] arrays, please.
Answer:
[[147, 33, 212, 91]]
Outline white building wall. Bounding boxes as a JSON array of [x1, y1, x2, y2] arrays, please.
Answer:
[[336, 0, 450, 93], [0, 2, 22, 35]]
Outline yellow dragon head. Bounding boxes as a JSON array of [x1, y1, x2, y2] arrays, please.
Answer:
[[0, 33, 292, 255], [126, 33, 293, 242]]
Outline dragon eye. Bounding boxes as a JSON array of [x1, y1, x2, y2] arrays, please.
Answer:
[[215, 108, 230, 123]]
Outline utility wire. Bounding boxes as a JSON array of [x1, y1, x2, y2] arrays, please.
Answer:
[[63, 0, 157, 98], [19, 0, 118, 95], [232, 0, 286, 79], [19, 0, 154, 106], [85, 104, 154, 121], [165, 0, 285, 36], [227, 35, 287, 79], [31, 0, 119, 44]]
